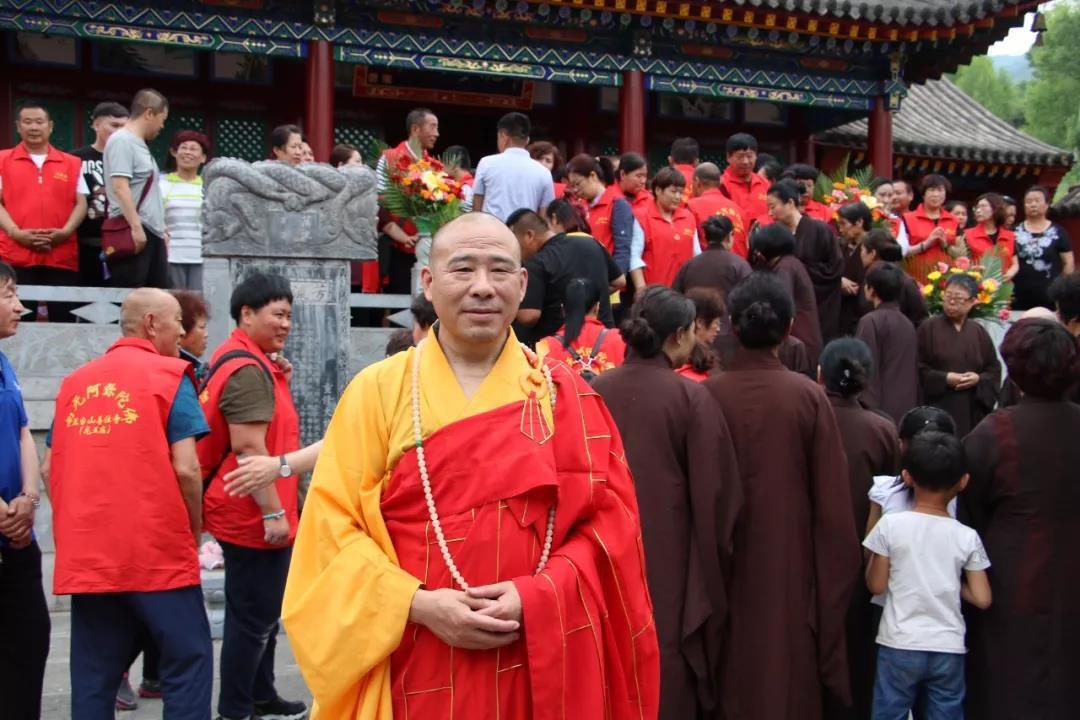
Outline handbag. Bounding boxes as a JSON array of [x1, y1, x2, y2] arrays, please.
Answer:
[[101, 172, 155, 260]]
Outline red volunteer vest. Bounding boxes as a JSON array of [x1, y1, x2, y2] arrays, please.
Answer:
[[0, 143, 82, 270], [720, 165, 770, 229], [964, 225, 1016, 266], [688, 188, 749, 256], [537, 317, 627, 376], [804, 199, 834, 224], [51, 338, 200, 594], [587, 184, 625, 255], [671, 163, 696, 205], [200, 329, 301, 549], [903, 205, 960, 275], [641, 203, 698, 287]]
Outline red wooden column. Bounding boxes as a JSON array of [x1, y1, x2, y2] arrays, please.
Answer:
[[868, 96, 893, 177], [619, 70, 646, 155], [304, 40, 335, 162]]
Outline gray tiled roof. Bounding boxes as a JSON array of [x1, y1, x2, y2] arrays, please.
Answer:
[[816, 77, 1073, 167], [726, 0, 1029, 26]]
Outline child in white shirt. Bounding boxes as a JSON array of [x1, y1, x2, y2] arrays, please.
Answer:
[[863, 430, 991, 720]]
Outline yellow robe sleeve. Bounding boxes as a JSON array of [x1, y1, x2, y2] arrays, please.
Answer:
[[282, 359, 421, 720]]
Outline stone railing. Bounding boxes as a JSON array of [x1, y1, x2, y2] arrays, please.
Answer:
[[4, 285, 415, 433]]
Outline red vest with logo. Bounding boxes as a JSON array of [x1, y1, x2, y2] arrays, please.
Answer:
[[0, 144, 82, 270], [720, 165, 770, 229], [688, 188, 748, 256], [903, 205, 960, 273], [641, 203, 698, 287], [200, 329, 301, 549], [964, 225, 1016, 266], [51, 338, 200, 594], [587, 184, 625, 255]]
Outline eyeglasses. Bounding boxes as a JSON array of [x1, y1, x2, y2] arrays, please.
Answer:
[[943, 293, 974, 304]]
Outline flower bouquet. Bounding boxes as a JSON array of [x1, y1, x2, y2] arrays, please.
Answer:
[[813, 157, 890, 229], [920, 253, 1014, 321], [379, 151, 464, 236]]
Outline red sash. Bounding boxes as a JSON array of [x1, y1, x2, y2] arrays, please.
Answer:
[[380, 364, 659, 719]]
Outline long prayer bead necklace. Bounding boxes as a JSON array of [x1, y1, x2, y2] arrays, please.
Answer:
[[411, 339, 558, 591]]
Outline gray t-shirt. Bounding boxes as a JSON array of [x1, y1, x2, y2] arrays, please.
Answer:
[[103, 127, 165, 236]]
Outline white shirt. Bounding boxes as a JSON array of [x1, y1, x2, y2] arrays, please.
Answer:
[[863, 512, 990, 654], [472, 147, 555, 223]]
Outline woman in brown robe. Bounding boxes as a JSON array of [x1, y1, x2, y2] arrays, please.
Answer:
[[703, 273, 861, 720], [961, 319, 1080, 720], [917, 273, 1001, 437], [750, 222, 824, 366], [817, 338, 901, 720], [767, 179, 845, 341], [592, 286, 743, 720], [856, 263, 921, 423], [835, 202, 873, 336]]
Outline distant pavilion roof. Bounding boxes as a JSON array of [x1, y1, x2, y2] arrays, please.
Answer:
[[816, 77, 1073, 168]]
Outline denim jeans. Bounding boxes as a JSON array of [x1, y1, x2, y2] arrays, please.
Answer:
[[217, 541, 292, 719], [872, 645, 965, 720]]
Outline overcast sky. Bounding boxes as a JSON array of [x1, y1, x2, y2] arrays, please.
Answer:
[[987, 1, 1067, 56]]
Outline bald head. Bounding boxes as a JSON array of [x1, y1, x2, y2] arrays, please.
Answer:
[[430, 213, 522, 268], [694, 162, 722, 187], [421, 212, 528, 354], [120, 288, 184, 357]]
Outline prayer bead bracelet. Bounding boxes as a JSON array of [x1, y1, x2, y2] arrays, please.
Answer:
[[411, 339, 557, 591]]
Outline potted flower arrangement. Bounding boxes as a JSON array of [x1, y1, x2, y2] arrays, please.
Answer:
[[814, 158, 891, 229], [920, 253, 1014, 321]]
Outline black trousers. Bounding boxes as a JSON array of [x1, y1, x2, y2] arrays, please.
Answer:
[[0, 541, 52, 720], [71, 586, 212, 720], [14, 265, 80, 322], [106, 229, 169, 289], [217, 541, 292, 718], [77, 241, 107, 287]]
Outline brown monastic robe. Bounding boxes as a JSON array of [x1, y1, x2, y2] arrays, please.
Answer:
[[794, 215, 845, 343], [855, 301, 921, 424], [715, 331, 812, 377], [772, 254, 824, 367], [961, 398, 1080, 720], [839, 242, 867, 336], [593, 353, 743, 720], [917, 314, 1001, 437], [704, 349, 861, 720], [828, 393, 901, 720], [672, 246, 753, 300]]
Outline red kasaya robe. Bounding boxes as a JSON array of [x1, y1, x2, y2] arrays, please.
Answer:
[[282, 335, 660, 720]]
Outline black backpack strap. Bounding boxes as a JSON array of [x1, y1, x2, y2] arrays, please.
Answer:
[[555, 334, 585, 365], [590, 329, 609, 360], [200, 349, 273, 393], [199, 349, 275, 492]]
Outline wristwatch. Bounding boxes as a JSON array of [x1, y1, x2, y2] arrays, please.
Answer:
[[278, 455, 293, 478]]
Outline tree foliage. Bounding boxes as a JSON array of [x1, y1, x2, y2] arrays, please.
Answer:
[[1022, 1, 1080, 151], [952, 56, 1023, 127]]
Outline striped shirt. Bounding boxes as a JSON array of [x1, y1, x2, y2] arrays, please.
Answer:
[[160, 173, 204, 265]]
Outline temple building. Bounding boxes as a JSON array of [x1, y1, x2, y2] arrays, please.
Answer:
[[0, 0, 1066, 192]]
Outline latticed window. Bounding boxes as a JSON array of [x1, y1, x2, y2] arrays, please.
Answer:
[[216, 117, 268, 162], [334, 124, 383, 162]]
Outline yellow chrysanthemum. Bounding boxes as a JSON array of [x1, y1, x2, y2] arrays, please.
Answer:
[[982, 278, 999, 293], [922, 284, 934, 297], [927, 271, 942, 282], [977, 292, 992, 305]]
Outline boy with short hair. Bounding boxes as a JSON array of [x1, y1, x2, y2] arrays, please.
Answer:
[[863, 431, 992, 720]]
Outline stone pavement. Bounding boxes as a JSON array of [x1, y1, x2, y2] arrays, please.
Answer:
[[42, 612, 313, 719]]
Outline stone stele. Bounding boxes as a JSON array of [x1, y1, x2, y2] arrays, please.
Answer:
[[201, 158, 377, 445]]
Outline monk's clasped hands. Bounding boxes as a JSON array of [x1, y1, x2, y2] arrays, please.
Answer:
[[410, 584, 523, 651]]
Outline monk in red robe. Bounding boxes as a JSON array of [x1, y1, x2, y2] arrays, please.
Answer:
[[282, 213, 660, 720]]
